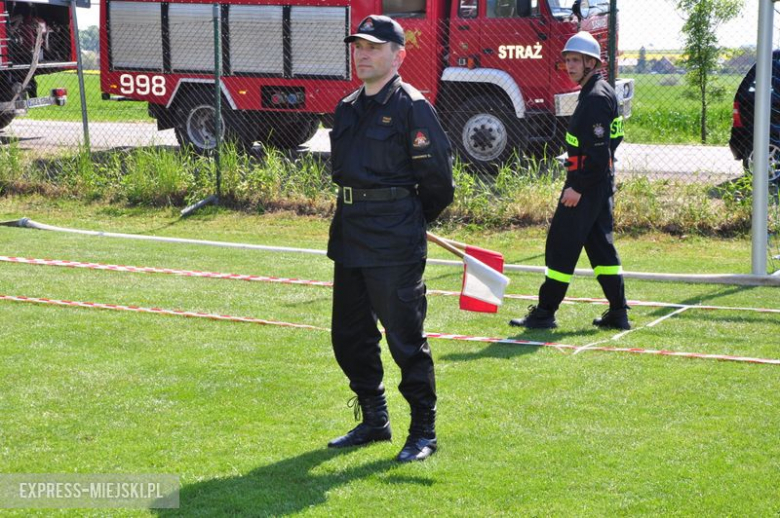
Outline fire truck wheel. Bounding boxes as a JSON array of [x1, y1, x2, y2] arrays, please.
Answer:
[[449, 95, 524, 172], [174, 94, 229, 154]]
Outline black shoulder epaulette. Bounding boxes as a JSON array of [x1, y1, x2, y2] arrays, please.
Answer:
[[342, 88, 362, 104], [399, 81, 426, 102]]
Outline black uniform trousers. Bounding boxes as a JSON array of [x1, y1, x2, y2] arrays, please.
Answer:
[[539, 180, 626, 311], [331, 260, 435, 409]]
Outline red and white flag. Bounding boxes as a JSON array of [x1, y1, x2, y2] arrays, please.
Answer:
[[460, 245, 509, 313]]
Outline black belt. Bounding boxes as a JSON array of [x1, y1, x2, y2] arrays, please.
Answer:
[[339, 186, 411, 204]]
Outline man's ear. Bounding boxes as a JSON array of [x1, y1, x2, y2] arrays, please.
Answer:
[[395, 47, 407, 68]]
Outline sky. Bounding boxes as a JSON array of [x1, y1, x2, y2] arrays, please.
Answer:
[[75, 0, 780, 50], [617, 0, 780, 50]]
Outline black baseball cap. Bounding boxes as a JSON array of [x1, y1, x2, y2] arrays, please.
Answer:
[[344, 15, 405, 46]]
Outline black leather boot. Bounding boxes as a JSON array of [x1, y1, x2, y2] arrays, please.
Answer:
[[593, 307, 631, 330], [509, 305, 557, 329], [396, 407, 437, 463], [328, 394, 392, 448]]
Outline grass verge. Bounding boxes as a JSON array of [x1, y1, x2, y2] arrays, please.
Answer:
[[0, 144, 761, 236]]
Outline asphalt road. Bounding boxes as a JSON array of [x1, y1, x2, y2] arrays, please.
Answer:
[[3, 119, 744, 180]]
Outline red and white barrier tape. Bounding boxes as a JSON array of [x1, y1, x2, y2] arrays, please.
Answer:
[[0, 256, 333, 287], [1, 294, 779, 366], [3, 256, 780, 314], [424, 332, 780, 365], [0, 295, 327, 331]]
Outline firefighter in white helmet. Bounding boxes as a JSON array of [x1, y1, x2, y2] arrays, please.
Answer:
[[510, 31, 630, 330]]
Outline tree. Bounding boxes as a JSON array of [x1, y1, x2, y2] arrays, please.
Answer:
[[636, 46, 647, 74], [79, 26, 99, 54], [675, 0, 742, 143]]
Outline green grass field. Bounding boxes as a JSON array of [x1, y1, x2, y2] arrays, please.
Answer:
[[624, 73, 741, 146], [0, 197, 778, 516]]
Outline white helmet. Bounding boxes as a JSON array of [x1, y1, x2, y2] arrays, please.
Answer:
[[562, 31, 602, 63]]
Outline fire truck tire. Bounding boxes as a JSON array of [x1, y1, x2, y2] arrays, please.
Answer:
[[448, 95, 525, 172], [174, 94, 237, 154]]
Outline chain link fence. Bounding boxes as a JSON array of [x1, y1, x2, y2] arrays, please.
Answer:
[[1, 1, 778, 219]]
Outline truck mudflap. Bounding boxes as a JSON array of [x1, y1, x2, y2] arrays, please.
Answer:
[[554, 78, 635, 118], [0, 89, 67, 116]]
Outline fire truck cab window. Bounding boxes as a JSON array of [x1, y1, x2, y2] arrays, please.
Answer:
[[383, 0, 426, 18], [169, 4, 214, 72], [109, 1, 163, 70], [487, 0, 537, 18], [458, 0, 477, 18]]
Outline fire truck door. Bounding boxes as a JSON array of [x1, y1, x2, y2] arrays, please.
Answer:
[[477, 0, 550, 111], [448, 0, 481, 69]]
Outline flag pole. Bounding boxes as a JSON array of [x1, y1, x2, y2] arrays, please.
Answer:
[[426, 232, 465, 258]]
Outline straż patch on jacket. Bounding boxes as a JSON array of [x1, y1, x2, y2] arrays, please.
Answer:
[[592, 123, 605, 138]]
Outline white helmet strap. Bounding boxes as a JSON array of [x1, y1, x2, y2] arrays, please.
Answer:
[[582, 55, 598, 84]]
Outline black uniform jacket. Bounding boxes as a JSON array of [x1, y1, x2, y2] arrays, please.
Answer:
[[564, 74, 623, 194], [327, 75, 454, 268]]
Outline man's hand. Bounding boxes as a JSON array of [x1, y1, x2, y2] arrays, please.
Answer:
[[560, 187, 581, 207]]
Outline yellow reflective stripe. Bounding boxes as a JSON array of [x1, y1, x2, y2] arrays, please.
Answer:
[[594, 265, 622, 277], [545, 267, 573, 284], [565, 132, 579, 147], [610, 116, 624, 139]]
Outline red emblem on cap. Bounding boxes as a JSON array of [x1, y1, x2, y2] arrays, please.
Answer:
[[360, 18, 375, 31]]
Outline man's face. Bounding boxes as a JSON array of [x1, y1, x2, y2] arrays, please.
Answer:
[[564, 53, 596, 84], [352, 39, 405, 86]]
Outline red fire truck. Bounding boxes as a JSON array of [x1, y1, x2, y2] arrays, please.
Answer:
[[0, 0, 78, 130], [100, 0, 633, 169]]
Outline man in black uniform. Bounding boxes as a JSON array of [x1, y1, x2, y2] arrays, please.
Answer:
[[326, 15, 454, 463], [510, 31, 630, 330]]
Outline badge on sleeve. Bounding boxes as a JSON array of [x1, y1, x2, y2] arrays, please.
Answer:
[[592, 123, 605, 138], [412, 128, 431, 149]]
